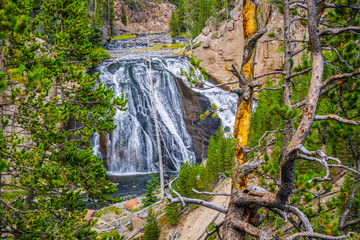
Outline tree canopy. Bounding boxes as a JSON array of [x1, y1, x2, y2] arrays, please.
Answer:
[[0, 0, 127, 238]]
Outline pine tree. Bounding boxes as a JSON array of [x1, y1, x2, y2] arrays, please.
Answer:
[[144, 208, 161, 240], [121, 5, 127, 26], [0, 1, 127, 238], [142, 173, 160, 208], [170, 11, 178, 37], [165, 201, 179, 226]]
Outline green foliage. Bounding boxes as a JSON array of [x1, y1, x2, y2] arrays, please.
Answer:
[[181, 56, 207, 88], [171, 0, 233, 38], [89, 0, 115, 36], [268, 32, 276, 38], [96, 206, 122, 218], [170, 11, 179, 37], [98, 230, 125, 240], [112, 33, 136, 40], [165, 201, 180, 225], [121, 5, 127, 26], [144, 208, 161, 240], [0, 1, 127, 238], [142, 173, 160, 208], [175, 127, 234, 198]]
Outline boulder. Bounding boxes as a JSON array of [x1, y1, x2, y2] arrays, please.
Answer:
[[124, 199, 139, 211], [131, 217, 147, 230], [94, 218, 108, 230], [202, 26, 211, 36], [226, 20, 234, 31], [84, 209, 95, 221], [203, 40, 210, 48]]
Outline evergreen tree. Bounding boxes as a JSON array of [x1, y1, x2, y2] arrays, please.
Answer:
[[0, 1, 127, 238], [142, 173, 160, 208], [165, 201, 179, 226], [121, 5, 127, 26], [170, 11, 179, 37], [144, 208, 160, 240]]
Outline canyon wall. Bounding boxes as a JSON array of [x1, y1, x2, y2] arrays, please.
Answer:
[[113, 0, 176, 34], [191, 0, 306, 86]]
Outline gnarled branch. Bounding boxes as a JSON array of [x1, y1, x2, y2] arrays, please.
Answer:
[[315, 115, 360, 125]]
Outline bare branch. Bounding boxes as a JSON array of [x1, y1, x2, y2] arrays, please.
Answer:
[[192, 189, 231, 196], [165, 179, 227, 214], [230, 219, 267, 240], [289, 67, 312, 79], [285, 205, 313, 232], [328, 164, 360, 176], [286, 231, 353, 240], [242, 29, 268, 68], [292, 69, 360, 109], [325, 4, 360, 10], [229, 64, 247, 85], [315, 115, 360, 125], [320, 26, 360, 35], [254, 86, 284, 92], [254, 71, 285, 80], [322, 70, 360, 88]]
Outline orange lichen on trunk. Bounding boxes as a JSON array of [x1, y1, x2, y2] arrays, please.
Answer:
[[243, 0, 257, 39], [232, 0, 258, 192]]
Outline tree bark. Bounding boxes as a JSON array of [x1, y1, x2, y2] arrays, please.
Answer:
[[282, 0, 293, 151], [276, 0, 324, 205], [223, 0, 260, 238]]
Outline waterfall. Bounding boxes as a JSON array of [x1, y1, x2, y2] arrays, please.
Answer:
[[92, 55, 237, 175]]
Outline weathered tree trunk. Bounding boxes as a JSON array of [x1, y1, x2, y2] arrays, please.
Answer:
[[282, 0, 293, 151], [223, 0, 260, 238], [276, 0, 324, 205], [147, 57, 165, 198]]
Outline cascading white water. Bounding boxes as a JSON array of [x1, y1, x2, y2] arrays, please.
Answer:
[[92, 55, 237, 175], [157, 57, 238, 131]]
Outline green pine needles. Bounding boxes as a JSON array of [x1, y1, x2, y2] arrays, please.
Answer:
[[174, 127, 234, 198], [144, 207, 161, 240], [0, 0, 127, 238], [142, 173, 161, 208]]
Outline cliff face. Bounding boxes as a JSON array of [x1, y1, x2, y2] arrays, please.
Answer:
[[175, 77, 221, 162], [113, 0, 176, 34], [191, 0, 306, 85]]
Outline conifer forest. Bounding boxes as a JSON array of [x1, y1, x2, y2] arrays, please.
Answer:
[[0, 0, 359, 239]]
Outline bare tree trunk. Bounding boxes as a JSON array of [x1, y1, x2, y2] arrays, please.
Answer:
[[276, 0, 324, 205], [147, 57, 165, 198], [223, 0, 260, 238], [282, 0, 293, 151]]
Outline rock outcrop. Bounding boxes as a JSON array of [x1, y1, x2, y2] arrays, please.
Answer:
[[191, 0, 306, 86], [113, 0, 176, 34], [175, 77, 221, 163]]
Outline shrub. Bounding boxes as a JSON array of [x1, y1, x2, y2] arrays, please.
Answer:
[[142, 173, 160, 208], [144, 208, 160, 240]]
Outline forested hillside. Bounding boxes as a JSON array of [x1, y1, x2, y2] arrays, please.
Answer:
[[169, 0, 233, 37]]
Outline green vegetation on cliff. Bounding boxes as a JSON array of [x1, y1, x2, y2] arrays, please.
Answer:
[[170, 0, 233, 37]]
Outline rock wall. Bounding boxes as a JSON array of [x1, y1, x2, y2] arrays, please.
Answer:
[[113, 0, 176, 34], [175, 77, 221, 162], [191, 0, 306, 86]]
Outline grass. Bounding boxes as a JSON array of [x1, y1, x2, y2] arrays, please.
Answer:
[[148, 43, 185, 51], [95, 206, 122, 218], [97, 230, 124, 239], [112, 33, 136, 40]]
